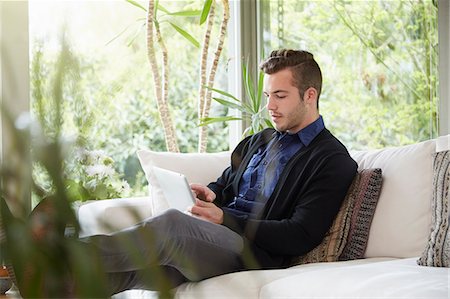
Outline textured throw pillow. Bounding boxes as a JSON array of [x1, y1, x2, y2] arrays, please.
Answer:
[[293, 168, 383, 265], [418, 150, 450, 267], [339, 168, 383, 260]]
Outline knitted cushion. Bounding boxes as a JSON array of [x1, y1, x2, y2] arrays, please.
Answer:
[[293, 168, 383, 265], [417, 150, 450, 267]]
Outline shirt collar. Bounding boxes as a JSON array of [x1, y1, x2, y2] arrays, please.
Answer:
[[297, 115, 325, 146], [273, 115, 325, 146]]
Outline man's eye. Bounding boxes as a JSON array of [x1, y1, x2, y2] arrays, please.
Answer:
[[276, 95, 286, 99]]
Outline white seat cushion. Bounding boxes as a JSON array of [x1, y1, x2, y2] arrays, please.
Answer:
[[260, 258, 449, 298]]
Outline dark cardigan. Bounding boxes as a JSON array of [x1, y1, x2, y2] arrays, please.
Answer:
[[208, 128, 358, 268]]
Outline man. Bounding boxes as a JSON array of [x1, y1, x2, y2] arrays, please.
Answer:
[[3, 49, 358, 296], [86, 49, 357, 294]]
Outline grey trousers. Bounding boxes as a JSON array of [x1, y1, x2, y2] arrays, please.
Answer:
[[82, 209, 245, 295]]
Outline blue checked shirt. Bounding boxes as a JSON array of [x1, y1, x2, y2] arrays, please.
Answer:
[[225, 116, 325, 218]]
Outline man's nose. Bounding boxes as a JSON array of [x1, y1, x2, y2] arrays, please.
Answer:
[[266, 96, 276, 111]]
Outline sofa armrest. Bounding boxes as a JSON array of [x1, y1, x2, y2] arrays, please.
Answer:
[[77, 196, 152, 237]]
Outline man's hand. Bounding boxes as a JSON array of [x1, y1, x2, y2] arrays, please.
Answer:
[[190, 184, 216, 202], [189, 199, 224, 224], [189, 184, 223, 224]]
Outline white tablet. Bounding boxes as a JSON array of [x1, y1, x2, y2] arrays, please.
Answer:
[[152, 166, 196, 212]]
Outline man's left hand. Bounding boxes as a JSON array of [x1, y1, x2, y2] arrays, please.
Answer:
[[189, 199, 224, 224]]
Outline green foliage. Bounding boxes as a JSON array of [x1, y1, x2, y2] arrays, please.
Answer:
[[1, 45, 111, 297], [200, 63, 274, 138], [31, 40, 131, 202], [2, 39, 175, 298], [30, 0, 230, 200], [261, 0, 438, 150]]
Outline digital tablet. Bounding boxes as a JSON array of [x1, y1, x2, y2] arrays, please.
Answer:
[[152, 166, 196, 212]]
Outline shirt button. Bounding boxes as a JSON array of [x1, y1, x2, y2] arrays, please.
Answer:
[[263, 161, 268, 165]]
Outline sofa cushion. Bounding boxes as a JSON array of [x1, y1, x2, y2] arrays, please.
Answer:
[[418, 149, 450, 267], [137, 150, 230, 215], [293, 168, 382, 265], [350, 139, 435, 258], [259, 258, 449, 299], [77, 197, 153, 237], [171, 258, 394, 299]]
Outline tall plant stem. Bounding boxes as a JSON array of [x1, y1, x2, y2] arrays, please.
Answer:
[[198, 1, 216, 151], [147, 0, 179, 152], [198, 0, 230, 152]]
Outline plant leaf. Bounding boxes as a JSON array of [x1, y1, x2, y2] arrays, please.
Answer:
[[243, 63, 256, 112], [169, 10, 201, 17], [199, 116, 242, 126], [204, 85, 240, 102], [126, 0, 147, 12], [169, 22, 200, 48], [200, 0, 213, 25], [126, 22, 146, 47], [264, 119, 274, 128], [256, 71, 265, 113], [157, 4, 171, 14], [212, 97, 244, 111]]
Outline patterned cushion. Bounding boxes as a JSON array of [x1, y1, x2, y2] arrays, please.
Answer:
[[418, 150, 450, 267], [293, 168, 383, 265]]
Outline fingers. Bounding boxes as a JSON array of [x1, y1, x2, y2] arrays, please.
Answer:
[[189, 184, 216, 202], [189, 199, 223, 224]]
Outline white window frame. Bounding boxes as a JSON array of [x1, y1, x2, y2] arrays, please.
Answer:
[[1, 0, 30, 212], [439, 0, 450, 135]]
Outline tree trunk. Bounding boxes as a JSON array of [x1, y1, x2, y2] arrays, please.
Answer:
[[198, 0, 230, 153], [147, 0, 179, 152], [197, 1, 216, 152]]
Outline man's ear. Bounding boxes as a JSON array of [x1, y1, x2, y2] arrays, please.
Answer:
[[303, 87, 318, 106]]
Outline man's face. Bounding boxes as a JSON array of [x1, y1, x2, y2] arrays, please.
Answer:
[[263, 68, 316, 134]]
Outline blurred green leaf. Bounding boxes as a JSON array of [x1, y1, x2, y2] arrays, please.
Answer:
[[200, 0, 213, 25], [169, 22, 200, 48], [169, 10, 201, 17], [199, 116, 242, 126], [126, 0, 146, 12]]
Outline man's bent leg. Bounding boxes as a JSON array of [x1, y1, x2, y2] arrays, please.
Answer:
[[83, 209, 244, 291]]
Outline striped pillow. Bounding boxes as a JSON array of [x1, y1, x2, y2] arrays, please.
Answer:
[[418, 150, 450, 267], [292, 168, 382, 265]]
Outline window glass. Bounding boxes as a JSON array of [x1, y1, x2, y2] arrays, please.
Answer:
[[261, 0, 438, 150], [29, 0, 230, 199]]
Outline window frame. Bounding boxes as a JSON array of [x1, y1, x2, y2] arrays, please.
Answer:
[[1, 1, 31, 213]]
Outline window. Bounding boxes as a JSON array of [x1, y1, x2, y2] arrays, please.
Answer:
[[27, 0, 232, 200], [260, 0, 439, 150]]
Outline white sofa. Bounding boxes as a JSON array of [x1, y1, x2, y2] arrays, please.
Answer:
[[77, 135, 450, 299]]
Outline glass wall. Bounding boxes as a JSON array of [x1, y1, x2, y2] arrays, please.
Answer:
[[28, 0, 231, 199], [260, 0, 439, 150]]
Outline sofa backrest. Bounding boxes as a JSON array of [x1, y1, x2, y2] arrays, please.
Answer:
[[137, 150, 231, 186], [139, 139, 438, 259], [350, 139, 435, 258]]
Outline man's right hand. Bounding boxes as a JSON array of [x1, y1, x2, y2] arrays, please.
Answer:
[[190, 184, 216, 202]]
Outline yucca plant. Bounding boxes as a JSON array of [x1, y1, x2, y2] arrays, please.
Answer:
[[0, 39, 173, 298], [200, 63, 274, 138]]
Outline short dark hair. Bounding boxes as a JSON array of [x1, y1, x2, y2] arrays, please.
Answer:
[[260, 49, 322, 107]]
